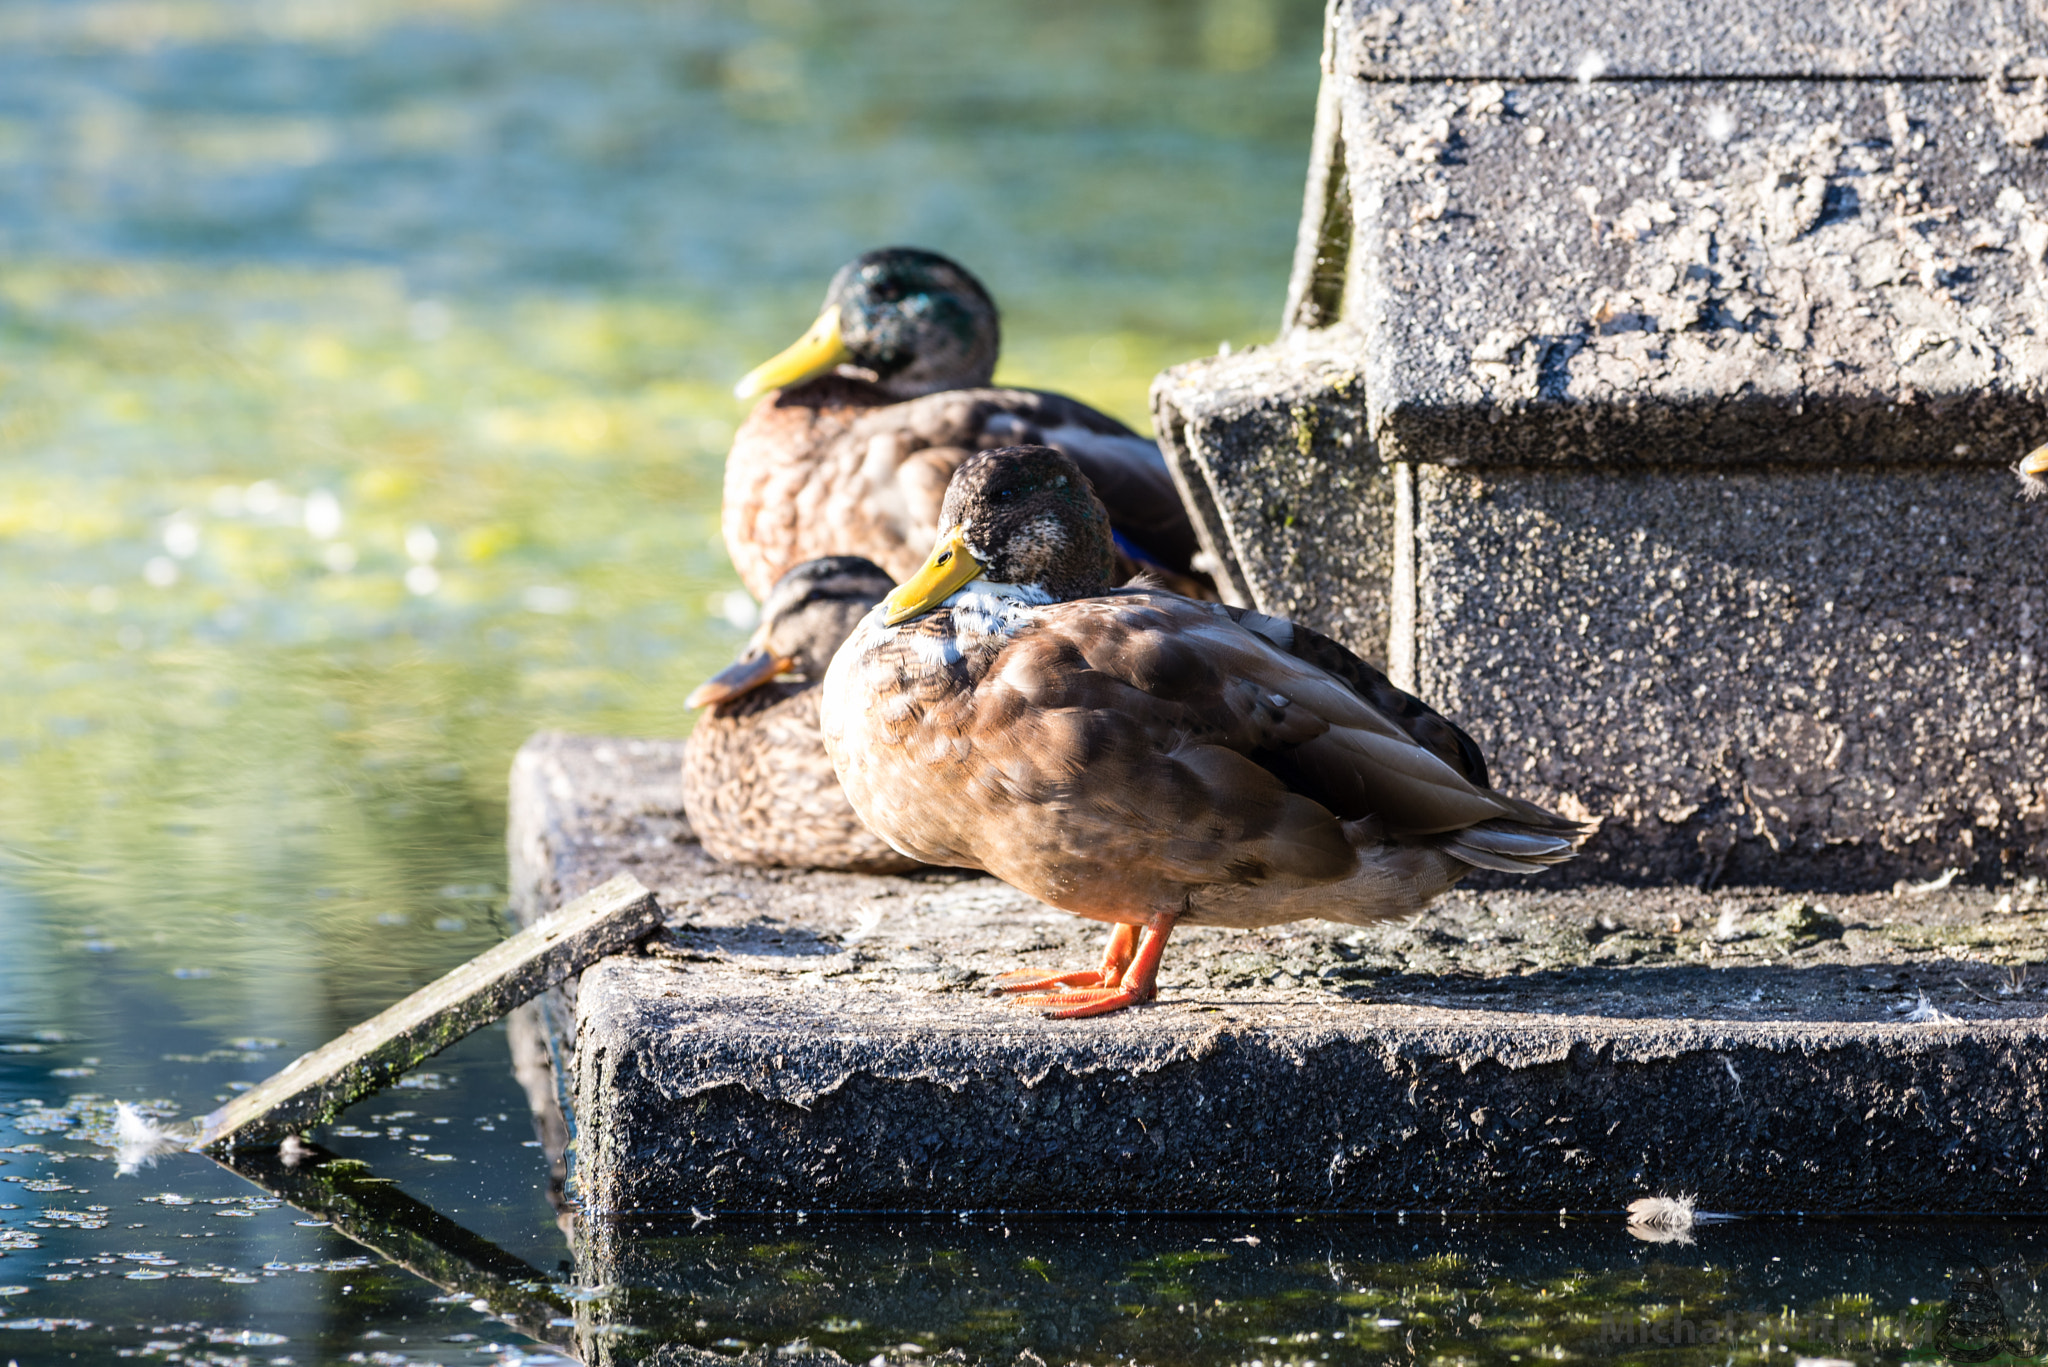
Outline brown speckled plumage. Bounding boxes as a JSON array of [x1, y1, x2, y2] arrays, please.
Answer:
[[723, 248, 1204, 600], [824, 587, 1576, 926], [685, 681, 920, 873], [683, 556, 923, 874], [725, 379, 1199, 600], [819, 447, 1586, 1014]]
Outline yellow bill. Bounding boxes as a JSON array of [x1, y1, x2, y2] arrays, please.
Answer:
[[733, 308, 853, 399], [685, 652, 794, 708], [882, 527, 981, 625], [2022, 443, 2048, 478]]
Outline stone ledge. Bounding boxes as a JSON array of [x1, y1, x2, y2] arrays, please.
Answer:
[[1349, 79, 2048, 470], [1336, 0, 2046, 81], [1151, 336, 1379, 624], [509, 732, 2048, 1216]]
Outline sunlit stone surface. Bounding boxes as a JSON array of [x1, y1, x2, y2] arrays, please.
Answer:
[[1154, 1, 2048, 884], [511, 733, 2048, 1216]]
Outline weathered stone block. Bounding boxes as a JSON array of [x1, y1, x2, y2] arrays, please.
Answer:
[[1153, 334, 1386, 638], [1413, 463, 2048, 884], [1349, 79, 2048, 469], [1154, 2, 2048, 882], [510, 733, 2048, 1216]]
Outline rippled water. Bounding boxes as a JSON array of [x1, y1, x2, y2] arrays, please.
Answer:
[[3, 0, 2042, 1362]]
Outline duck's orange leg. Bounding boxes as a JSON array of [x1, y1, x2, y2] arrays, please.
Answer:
[[1011, 910, 1178, 1019], [994, 921, 1139, 995]]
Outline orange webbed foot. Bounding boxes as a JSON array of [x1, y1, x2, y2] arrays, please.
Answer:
[[996, 912, 1177, 1020], [1012, 984, 1155, 1019], [994, 967, 1114, 994], [992, 921, 1139, 998]]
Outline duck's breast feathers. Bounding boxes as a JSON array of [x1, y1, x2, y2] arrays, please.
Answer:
[[1003, 593, 1540, 837], [725, 377, 910, 596]]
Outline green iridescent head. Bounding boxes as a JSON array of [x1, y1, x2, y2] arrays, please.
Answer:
[[734, 247, 999, 401]]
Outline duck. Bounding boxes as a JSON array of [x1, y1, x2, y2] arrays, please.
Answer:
[[683, 556, 925, 874], [819, 445, 1589, 1018], [725, 246, 1209, 602], [2020, 443, 2047, 499]]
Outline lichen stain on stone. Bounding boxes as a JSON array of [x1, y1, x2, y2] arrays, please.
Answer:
[[1152, 341, 1396, 655], [1289, 401, 1317, 460]]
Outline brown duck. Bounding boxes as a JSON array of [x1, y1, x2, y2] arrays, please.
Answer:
[[684, 556, 923, 874], [726, 247, 1207, 601], [820, 445, 1588, 1018]]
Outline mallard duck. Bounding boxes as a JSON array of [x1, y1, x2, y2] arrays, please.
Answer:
[[2020, 443, 2048, 499], [726, 247, 1208, 601], [819, 445, 1588, 1018], [683, 556, 924, 874]]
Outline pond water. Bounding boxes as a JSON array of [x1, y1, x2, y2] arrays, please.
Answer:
[[1, 0, 2043, 1363]]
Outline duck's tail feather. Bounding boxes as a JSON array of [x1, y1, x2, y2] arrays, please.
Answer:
[[1443, 817, 1588, 873]]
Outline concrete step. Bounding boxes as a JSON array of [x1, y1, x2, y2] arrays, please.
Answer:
[[1348, 80, 2048, 471], [1155, 2, 2048, 884], [1336, 0, 2042, 79], [509, 732, 2048, 1216]]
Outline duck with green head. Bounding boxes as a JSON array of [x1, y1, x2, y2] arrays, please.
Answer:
[[820, 445, 1589, 1018], [726, 247, 1208, 602]]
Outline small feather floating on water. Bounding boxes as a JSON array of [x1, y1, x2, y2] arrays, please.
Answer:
[[1893, 866, 1961, 898], [1902, 990, 1960, 1024], [1627, 1194, 1696, 1231], [2018, 444, 2048, 500], [1625, 1194, 1737, 1244], [111, 1103, 193, 1175]]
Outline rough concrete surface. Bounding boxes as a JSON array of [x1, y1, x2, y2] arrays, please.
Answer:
[[1350, 79, 2048, 470], [1152, 333, 1384, 629], [510, 733, 2048, 1217], [1153, 4, 2048, 883], [1416, 462, 2048, 885], [1336, 0, 2047, 80]]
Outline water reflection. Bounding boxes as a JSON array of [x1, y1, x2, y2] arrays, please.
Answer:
[[0, 0, 1321, 1355], [565, 1213, 2042, 1365], [0, 1015, 578, 1363], [222, 1140, 575, 1354], [13, 1080, 2038, 1367]]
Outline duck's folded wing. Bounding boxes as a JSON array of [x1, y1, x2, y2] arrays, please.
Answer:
[[1218, 605, 1490, 788], [1046, 594, 1577, 839], [964, 620, 1358, 889]]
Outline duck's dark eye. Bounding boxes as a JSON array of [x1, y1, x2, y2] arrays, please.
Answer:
[[997, 487, 1015, 500]]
